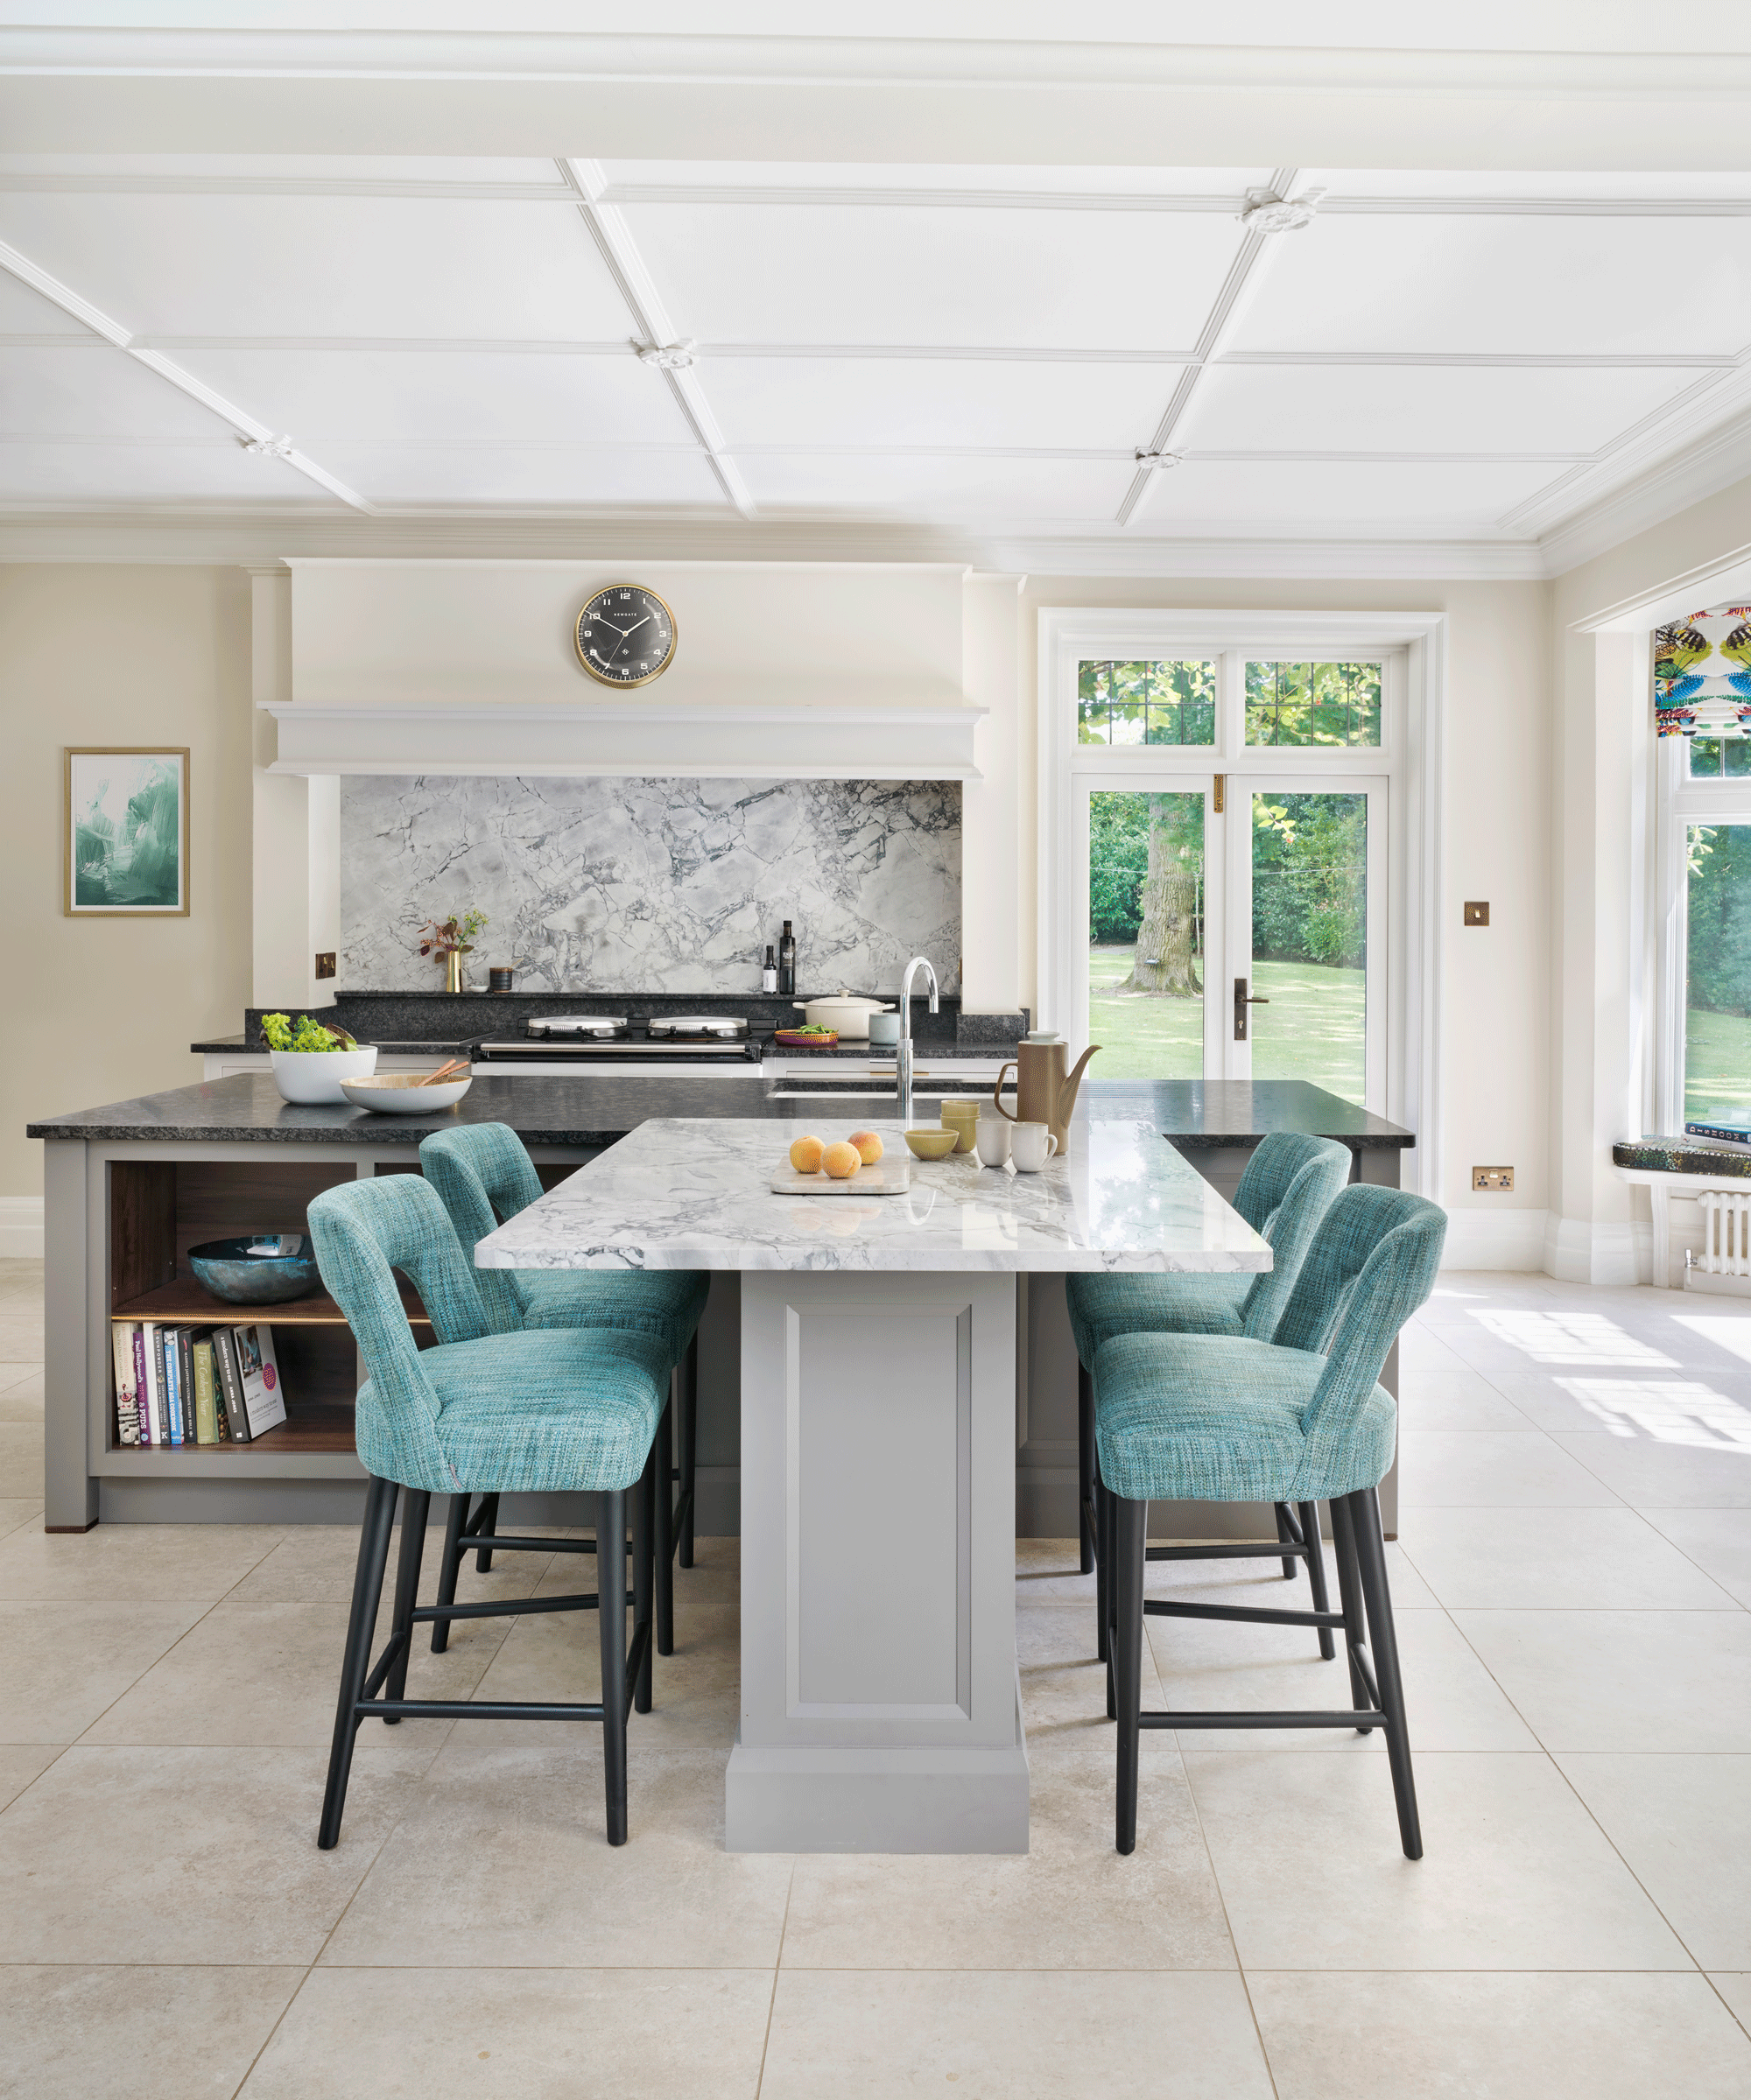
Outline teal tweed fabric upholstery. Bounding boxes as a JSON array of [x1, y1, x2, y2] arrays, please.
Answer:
[[1093, 1184, 1446, 1504], [308, 1176, 666, 1494], [1065, 1133, 1351, 1365], [420, 1123, 707, 1365]]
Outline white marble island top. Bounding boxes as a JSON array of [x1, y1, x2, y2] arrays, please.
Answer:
[[475, 1117, 1271, 1275]]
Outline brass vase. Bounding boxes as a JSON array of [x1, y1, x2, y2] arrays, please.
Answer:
[[444, 949, 464, 995]]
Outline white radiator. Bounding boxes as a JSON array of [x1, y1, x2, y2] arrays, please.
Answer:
[[1696, 1190, 1751, 1277]]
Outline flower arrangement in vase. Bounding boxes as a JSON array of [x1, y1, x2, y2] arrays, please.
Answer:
[[418, 908, 489, 994]]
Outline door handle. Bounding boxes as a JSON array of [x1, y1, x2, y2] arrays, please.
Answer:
[[1234, 977, 1270, 1042]]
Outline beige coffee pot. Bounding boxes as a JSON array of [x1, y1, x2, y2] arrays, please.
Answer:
[[992, 1040, 1100, 1157]]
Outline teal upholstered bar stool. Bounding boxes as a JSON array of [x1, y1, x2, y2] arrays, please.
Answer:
[[308, 1174, 668, 1849], [420, 1124, 709, 1660], [1096, 1183, 1446, 1858], [1066, 1132, 1351, 1668]]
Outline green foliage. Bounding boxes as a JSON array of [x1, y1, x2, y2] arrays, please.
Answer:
[[1244, 661, 1381, 748], [262, 1012, 358, 1053], [1078, 660, 1216, 747], [1686, 824, 1751, 1016], [1088, 791, 1204, 944], [418, 907, 489, 959], [1251, 794, 1367, 967]]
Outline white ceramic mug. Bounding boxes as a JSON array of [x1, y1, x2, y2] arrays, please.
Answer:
[[974, 1117, 1012, 1168], [1010, 1121, 1059, 1172]]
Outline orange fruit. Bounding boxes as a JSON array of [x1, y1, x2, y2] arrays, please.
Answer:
[[789, 1134, 826, 1174], [848, 1128, 884, 1164], [821, 1141, 861, 1180]]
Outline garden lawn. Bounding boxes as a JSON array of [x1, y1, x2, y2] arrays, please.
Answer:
[[1684, 1005, 1751, 1120], [1089, 947, 1367, 1103]]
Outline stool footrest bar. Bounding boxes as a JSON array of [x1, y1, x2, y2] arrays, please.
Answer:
[[1144, 1542, 1308, 1563], [1139, 1709, 1389, 1731], [411, 1591, 624, 1624], [1143, 1599, 1347, 1629], [357, 1698, 606, 1723]]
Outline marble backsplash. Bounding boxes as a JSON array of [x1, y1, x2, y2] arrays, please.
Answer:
[[340, 776, 962, 994]]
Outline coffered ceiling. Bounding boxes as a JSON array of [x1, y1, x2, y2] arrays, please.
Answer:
[[8, 11, 1751, 575]]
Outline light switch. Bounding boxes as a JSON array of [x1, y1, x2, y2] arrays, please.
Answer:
[[1464, 902, 1489, 927]]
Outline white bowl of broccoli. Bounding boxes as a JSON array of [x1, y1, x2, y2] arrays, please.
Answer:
[[263, 1012, 379, 1104]]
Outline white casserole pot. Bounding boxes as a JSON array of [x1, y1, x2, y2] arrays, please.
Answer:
[[791, 991, 897, 1042]]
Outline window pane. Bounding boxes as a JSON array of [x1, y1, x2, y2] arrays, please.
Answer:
[[1077, 659, 1215, 747], [1250, 791, 1368, 1105], [1088, 790, 1205, 1079], [1687, 736, 1751, 779], [1686, 822, 1751, 1122], [1245, 660, 1382, 748]]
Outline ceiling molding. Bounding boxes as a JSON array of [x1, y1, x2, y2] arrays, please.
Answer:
[[1535, 406, 1751, 577]]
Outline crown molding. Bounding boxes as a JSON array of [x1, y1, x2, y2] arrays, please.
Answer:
[[0, 507, 1550, 579], [1535, 405, 1751, 577]]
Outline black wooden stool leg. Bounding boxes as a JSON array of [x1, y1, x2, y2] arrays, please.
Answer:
[[1077, 1360, 1096, 1577], [474, 1492, 501, 1574], [319, 1475, 397, 1850], [430, 1492, 468, 1654], [383, 1488, 430, 1720], [1330, 1494, 1375, 1732], [1113, 1492, 1146, 1856], [679, 1330, 699, 1570], [632, 1447, 653, 1715], [1349, 1487, 1422, 1860], [597, 1485, 629, 1846], [1094, 1443, 1111, 1668], [1273, 1501, 1298, 1580], [654, 1384, 675, 1657], [1299, 1499, 1337, 1661]]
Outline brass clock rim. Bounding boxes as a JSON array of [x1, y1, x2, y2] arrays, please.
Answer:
[[573, 584, 679, 690]]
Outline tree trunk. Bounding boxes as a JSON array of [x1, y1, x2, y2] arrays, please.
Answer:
[[1120, 804, 1200, 996]]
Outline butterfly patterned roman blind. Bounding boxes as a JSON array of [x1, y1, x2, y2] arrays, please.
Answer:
[[1654, 602, 1751, 739]]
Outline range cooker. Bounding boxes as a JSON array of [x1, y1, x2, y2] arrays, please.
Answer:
[[472, 1015, 766, 1075]]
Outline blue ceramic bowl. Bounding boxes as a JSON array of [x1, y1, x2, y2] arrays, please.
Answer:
[[187, 1234, 321, 1305]]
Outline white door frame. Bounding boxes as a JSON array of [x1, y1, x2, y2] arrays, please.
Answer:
[[1037, 608, 1445, 1200]]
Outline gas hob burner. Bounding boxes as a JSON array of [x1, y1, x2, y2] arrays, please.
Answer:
[[646, 1015, 749, 1039], [524, 1015, 629, 1040]]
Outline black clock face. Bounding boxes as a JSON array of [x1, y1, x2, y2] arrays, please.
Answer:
[[574, 586, 678, 688]]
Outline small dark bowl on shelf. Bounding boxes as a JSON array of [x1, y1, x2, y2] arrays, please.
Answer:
[[186, 1234, 321, 1305]]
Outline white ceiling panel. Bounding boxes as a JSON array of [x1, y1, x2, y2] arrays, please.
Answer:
[[620, 201, 1243, 351], [601, 160, 1269, 199], [0, 271, 93, 335], [1237, 214, 1751, 358], [169, 348, 694, 446], [0, 440, 330, 503], [0, 342, 239, 438], [308, 443, 725, 508], [735, 452, 1129, 522], [0, 194, 631, 341], [1137, 459, 1558, 532], [0, 155, 567, 183], [1185, 360, 1707, 457], [1307, 168, 1751, 202], [704, 355, 1180, 452]]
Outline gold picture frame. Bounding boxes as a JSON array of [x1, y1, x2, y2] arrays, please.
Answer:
[[65, 747, 190, 917]]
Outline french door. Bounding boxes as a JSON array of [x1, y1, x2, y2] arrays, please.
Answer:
[[1074, 770, 1388, 1109]]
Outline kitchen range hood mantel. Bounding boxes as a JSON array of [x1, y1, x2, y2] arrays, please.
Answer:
[[263, 700, 987, 781]]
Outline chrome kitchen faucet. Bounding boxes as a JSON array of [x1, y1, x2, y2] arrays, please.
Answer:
[[896, 955, 939, 1131]]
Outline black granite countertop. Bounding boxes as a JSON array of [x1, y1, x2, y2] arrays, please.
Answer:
[[31, 1072, 1413, 1149]]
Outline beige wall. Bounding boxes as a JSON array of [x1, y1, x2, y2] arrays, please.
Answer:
[[1018, 576, 1554, 1234], [0, 565, 253, 1204]]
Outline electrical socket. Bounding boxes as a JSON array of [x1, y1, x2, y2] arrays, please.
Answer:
[[1473, 1165, 1515, 1192]]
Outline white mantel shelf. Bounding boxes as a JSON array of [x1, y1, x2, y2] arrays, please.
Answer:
[[263, 700, 987, 780]]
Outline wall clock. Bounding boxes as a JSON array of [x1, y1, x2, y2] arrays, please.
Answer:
[[573, 584, 678, 688]]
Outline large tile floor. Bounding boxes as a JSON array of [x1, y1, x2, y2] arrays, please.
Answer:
[[1, 1260, 1749, 2095]]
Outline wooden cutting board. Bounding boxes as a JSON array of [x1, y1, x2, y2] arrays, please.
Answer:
[[770, 1154, 914, 1196]]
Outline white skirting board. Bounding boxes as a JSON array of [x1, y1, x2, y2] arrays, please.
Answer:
[[0, 1197, 44, 1260], [1439, 1206, 1654, 1284], [1438, 1205, 1551, 1273]]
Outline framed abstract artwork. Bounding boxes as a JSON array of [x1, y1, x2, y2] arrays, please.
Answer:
[[65, 748, 190, 916]]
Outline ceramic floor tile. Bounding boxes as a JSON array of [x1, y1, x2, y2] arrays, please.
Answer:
[[1393, 1506, 1739, 1609], [1398, 1429, 1624, 1507], [760, 1970, 1273, 2100], [0, 1317, 45, 1359], [780, 1749, 1234, 1970], [241, 1965, 775, 2100], [1453, 1611, 1751, 1751], [1394, 1328, 1473, 1375], [1143, 1604, 1539, 1752], [1017, 1602, 1173, 1757], [1557, 1755, 1751, 1970], [0, 1518, 282, 1602], [0, 1744, 61, 1809], [1643, 1507, 1751, 1605], [80, 1596, 507, 1749], [222, 1514, 559, 1605], [0, 1743, 428, 1963], [321, 1741, 794, 1969], [1487, 1367, 1751, 1438], [0, 1600, 205, 1743], [1552, 1429, 1751, 1507], [0, 1495, 43, 1539], [1016, 1535, 1436, 1610], [0, 1965, 306, 2100], [1712, 1971, 1751, 2031], [0, 1422, 44, 1496], [1394, 1367, 1534, 1430], [1248, 1970, 1751, 2100], [1183, 1751, 1691, 1970]]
